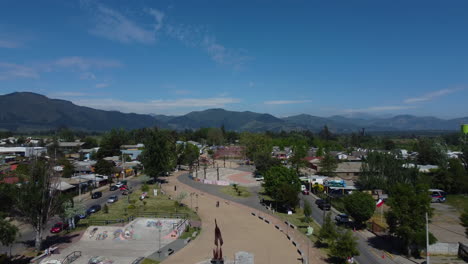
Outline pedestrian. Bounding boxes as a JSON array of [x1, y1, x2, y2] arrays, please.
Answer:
[[216, 201, 219, 207], [174, 185, 177, 192]]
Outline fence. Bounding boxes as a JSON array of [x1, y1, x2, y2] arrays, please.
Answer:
[[62, 251, 81, 264], [81, 212, 188, 227], [428, 242, 459, 255]]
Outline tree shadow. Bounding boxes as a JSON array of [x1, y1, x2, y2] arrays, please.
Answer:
[[21, 233, 80, 250], [367, 235, 403, 255], [6, 255, 34, 264]]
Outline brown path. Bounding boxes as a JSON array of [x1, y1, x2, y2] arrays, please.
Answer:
[[163, 172, 325, 264], [161, 171, 307, 264]]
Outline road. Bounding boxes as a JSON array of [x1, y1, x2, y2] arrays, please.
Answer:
[[178, 170, 397, 264], [0, 176, 143, 256], [300, 193, 397, 264]]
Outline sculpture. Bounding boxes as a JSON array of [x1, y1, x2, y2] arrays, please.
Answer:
[[211, 219, 224, 263]]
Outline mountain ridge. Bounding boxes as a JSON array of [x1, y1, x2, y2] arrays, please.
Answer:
[[0, 92, 466, 132]]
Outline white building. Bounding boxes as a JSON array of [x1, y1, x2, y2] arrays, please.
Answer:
[[0, 147, 47, 157]]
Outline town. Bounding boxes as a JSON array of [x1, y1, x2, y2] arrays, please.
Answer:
[[0, 125, 467, 264]]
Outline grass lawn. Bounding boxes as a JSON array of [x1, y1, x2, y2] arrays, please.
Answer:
[[446, 194, 468, 212], [141, 258, 160, 264], [83, 184, 200, 224], [220, 185, 251, 198], [178, 226, 200, 239], [273, 208, 322, 243]]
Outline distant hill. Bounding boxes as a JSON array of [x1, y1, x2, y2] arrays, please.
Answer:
[[0, 92, 157, 131], [0, 92, 466, 132], [164, 108, 292, 132]]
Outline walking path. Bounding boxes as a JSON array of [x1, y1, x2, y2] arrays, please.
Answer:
[[161, 171, 322, 264]]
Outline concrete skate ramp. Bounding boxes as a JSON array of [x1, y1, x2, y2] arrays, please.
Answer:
[[57, 218, 188, 259]]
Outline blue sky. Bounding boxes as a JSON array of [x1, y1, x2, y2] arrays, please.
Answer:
[[1, 0, 468, 118]]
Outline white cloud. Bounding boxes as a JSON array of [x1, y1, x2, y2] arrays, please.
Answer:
[[53, 56, 122, 71], [404, 88, 460, 103], [95, 83, 110, 88], [264, 100, 312, 105], [202, 36, 249, 70], [344, 105, 416, 113], [0, 62, 39, 80], [0, 40, 20, 49], [80, 72, 96, 80], [73, 97, 241, 114], [48, 92, 89, 97], [89, 5, 164, 44], [174, 89, 191, 95]]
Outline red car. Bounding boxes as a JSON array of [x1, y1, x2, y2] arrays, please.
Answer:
[[302, 189, 310, 195], [119, 185, 128, 191], [50, 222, 69, 233]]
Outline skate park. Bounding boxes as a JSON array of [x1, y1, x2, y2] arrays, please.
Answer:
[[40, 217, 188, 264]]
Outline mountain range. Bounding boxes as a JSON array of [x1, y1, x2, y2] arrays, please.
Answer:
[[0, 92, 466, 133]]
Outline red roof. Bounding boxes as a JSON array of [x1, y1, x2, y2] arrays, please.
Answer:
[[10, 164, 18, 171], [0, 177, 19, 184]]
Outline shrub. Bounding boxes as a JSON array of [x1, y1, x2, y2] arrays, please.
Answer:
[[141, 184, 150, 192], [103, 204, 109, 214], [128, 204, 136, 210]]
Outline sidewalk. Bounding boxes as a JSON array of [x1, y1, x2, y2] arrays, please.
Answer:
[[160, 171, 318, 264]]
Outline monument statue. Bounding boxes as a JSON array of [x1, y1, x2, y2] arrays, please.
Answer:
[[212, 219, 224, 263]]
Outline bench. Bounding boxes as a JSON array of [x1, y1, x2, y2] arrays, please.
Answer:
[[30, 247, 58, 263]]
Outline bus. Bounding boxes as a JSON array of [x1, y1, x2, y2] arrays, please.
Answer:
[[429, 189, 446, 203]]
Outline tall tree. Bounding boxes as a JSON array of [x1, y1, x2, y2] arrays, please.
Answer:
[[303, 200, 312, 223], [461, 209, 468, 238], [97, 128, 129, 158], [319, 151, 338, 176], [263, 166, 301, 208], [0, 218, 18, 256], [140, 130, 176, 178], [94, 158, 114, 176], [14, 160, 65, 250], [318, 212, 338, 245], [290, 142, 308, 174], [330, 229, 360, 261], [319, 125, 333, 141], [385, 183, 436, 254], [358, 151, 420, 191], [344, 191, 375, 228], [415, 138, 447, 166]]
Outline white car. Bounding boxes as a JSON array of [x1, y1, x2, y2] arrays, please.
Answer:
[[107, 195, 118, 203], [115, 182, 124, 188]]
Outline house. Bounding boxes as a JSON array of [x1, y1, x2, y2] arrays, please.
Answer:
[[303, 157, 323, 171], [333, 162, 362, 180], [73, 160, 96, 174], [0, 147, 47, 157]]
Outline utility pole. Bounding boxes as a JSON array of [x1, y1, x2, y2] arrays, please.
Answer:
[[426, 212, 430, 264], [216, 165, 219, 181]]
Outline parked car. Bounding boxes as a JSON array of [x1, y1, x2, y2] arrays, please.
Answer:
[[119, 185, 128, 191], [302, 189, 310, 195], [87, 205, 101, 214], [77, 212, 88, 219], [50, 222, 69, 233], [121, 190, 129, 195], [91, 191, 102, 199], [107, 195, 118, 203], [335, 214, 350, 224], [315, 199, 325, 206], [115, 182, 124, 188], [318, 201, 331, 211], [109, 185, 118, 191]]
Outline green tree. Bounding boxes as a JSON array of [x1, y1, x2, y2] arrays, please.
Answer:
[[329, 229, 360, 261], [97, 128, 129, 158], [319, 152, 338, 176], [207, 128, 224, 146], [318, 212, 338, 245], [14, 160, 65, 250], [385, 183, 436, 254], [58, 158, 75, 178], [303, 200, 312, 223], [415, 138, 447, 166], [82, 136, 98, 149], [344, 191, 375, 228], [254, 151, 280, 175], [384, 139, 396, 150], [358, 152, 420, 191], [263, 166, 301, 208], [61, 201, 85, 230], [94, 158, 114, 176], [290, 143, 308, 174], [140, 130, 176, 178], [319, 125, 333, 141], [0, 218, 18, 256]]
